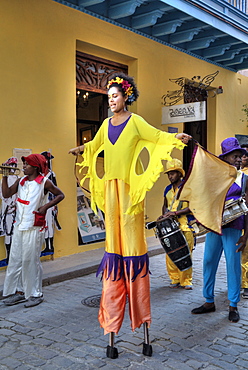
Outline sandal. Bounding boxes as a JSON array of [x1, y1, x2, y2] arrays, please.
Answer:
[[169, 283, 180, 289], [182, 285, 193, 290], [242, 288, 248, 299]]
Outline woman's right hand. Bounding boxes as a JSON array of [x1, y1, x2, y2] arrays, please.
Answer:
[[176, 133, 192, 144], [68, 145, 84, 155]]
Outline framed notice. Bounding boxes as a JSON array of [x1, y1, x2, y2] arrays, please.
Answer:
[[13, 148, 32, 176]]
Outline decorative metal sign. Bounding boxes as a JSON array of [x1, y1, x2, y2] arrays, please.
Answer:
[[162, 101, 206, 124], [162, 71, 220, 106]]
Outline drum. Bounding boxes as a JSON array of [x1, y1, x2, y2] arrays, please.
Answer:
[[155, 218, 192, 271], [222, 197, 248, 225], [189, 197, 248, 237]]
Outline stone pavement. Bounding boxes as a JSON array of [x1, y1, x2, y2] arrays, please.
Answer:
[[0, 237, 248, 369]]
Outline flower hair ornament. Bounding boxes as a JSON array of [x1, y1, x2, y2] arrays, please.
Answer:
[[107, 77, 135, 103]]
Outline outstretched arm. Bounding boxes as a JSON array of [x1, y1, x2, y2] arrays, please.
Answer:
[[68, 144, 85, 156]]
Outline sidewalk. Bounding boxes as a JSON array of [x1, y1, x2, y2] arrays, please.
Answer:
[[0, 235, 205, 298]]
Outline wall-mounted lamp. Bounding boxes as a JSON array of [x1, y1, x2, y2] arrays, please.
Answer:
[[76, 90, 89, 108], [216, 86, 223, 94], [207, 85, 224, 98]]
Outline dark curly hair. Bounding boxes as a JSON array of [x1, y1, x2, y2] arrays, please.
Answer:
[[107, 72, 139, 105]]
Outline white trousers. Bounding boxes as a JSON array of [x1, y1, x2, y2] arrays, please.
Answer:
[[3, 226, 45, 299]]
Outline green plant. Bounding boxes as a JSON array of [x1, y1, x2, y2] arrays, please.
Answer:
[[240, 104, 248, 127]]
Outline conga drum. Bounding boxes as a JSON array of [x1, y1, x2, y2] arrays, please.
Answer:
[[156, 218, 192, 271]]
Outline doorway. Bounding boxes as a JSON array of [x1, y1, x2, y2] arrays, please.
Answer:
[[75, 51, 128, 245], [183, 84, 207, 174], [183, 120, 207, 174], [76, 89, 108, 145], [76, 90, 108, 245]]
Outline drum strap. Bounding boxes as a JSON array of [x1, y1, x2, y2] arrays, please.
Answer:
[[168, 190, 180, 211], [168, 193, 184, 212], [177, 201, 183, 211], [166, 184, 185, 212]]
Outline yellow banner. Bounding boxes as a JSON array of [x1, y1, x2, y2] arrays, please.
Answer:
[[178, 144, 237, 234]]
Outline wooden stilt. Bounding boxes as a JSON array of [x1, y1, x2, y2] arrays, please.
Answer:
[[106, 332, 118, 359], [142, 322, 153, 356]]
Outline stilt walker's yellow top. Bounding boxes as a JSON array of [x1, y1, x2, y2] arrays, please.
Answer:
[[76, 113, 185, 215]]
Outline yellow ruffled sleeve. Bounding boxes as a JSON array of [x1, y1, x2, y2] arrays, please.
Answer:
[[75, 122, 105, 214], [127, 116, 185, 214]]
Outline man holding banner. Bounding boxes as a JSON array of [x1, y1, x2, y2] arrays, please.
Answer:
[[187, 138, 248, 323]]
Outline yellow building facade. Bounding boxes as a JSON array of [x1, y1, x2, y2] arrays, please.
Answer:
[[0, 0, 248, 261]]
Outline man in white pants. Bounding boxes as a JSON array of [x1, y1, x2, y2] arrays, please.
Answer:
[[2, 154, 64, 308]]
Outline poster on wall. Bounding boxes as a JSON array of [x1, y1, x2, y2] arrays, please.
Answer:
[[168, 127, 178, 134], [13, 148, 32, 176], [236, 134, 248, 146], [77, 187, 106, 245]]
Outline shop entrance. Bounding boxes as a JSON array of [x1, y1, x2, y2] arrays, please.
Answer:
[[75, 51, 128, 245], [183, 84, 208, 174]]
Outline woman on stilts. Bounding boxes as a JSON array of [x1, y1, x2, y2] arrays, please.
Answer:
[[69, 73, 191, 358]]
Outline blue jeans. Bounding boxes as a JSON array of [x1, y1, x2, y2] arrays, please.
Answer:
[[203, 228, 241, 307]]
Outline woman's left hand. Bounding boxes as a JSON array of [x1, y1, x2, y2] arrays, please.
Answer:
[[176, 133, 192, 144]]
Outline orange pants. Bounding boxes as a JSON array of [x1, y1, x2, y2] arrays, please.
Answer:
[[98, 265, 151, 334], [98, 179, 151, 334]]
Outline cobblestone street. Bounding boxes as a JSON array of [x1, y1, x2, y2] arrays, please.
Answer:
[[0, 242, 248, 369]]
